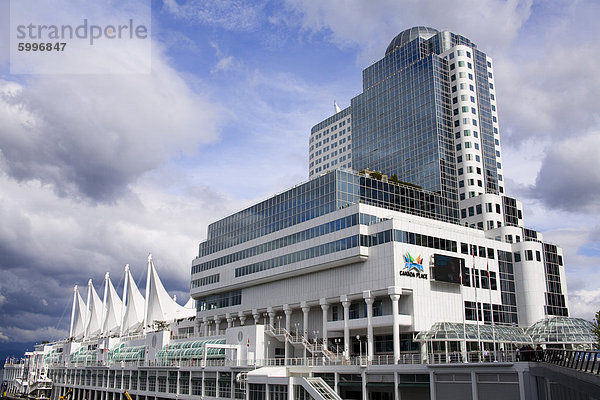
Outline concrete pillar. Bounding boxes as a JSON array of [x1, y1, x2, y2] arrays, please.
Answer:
[[341, 295, 351, 359], [320, 299, 329, 349], [364, 291, 374, 362], [252, 309, 260, 325], [238, 311, 247, 326], [214, 316, 221, 335], [267, 307, 275, 328], [203, 317, 209, 337], [301, 302, 310, 338], [226, 313, 233, 329], [361, 370, 367, 400], [389, 287, 401, 364], [301, 302, 310, 361]]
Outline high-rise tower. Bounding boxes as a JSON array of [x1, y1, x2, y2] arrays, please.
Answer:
[[309, 27, 505, 218]]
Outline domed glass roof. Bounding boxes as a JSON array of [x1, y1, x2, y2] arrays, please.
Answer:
[[385, 26, 439, 55], [525, 316, 596, 347]]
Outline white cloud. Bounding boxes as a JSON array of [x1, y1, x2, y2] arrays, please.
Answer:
[[284, 0, 532, 64], [568, 288, 600, 321]]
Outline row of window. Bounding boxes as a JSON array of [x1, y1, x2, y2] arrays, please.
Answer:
[[196, 289, 242, 312], [193, 213, 371, 274], [191, 273, 219, 289], [235, 235, 359, 277]]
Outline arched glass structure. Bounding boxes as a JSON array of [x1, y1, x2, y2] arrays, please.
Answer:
[[526, 317, 596, 349]]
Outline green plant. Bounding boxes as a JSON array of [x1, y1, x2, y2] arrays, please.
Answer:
[[370, 171, 383, 180]]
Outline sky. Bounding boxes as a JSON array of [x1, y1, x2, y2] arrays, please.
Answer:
[[0, 0, 599, 358]]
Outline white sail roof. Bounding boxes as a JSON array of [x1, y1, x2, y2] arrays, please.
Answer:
[[120, 265, 145, 335], [101, 272, 122, 336], [144, 254, 195, 329], [69, 285, 88, 340], [84, 279, 103, 338]]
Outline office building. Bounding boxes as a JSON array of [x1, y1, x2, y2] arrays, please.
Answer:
[[3, 27, 594, 400]]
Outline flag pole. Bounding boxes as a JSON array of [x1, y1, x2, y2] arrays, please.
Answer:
[[460, 261, 468, 363], [473, 247, 481, 362], [487, 259, 497, 361]]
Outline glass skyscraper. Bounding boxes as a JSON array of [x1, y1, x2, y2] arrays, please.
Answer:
[[310, 26, 505, 213]]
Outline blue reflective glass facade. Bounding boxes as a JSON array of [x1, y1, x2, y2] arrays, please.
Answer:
[[351, 37, 458, 216], [198, 170, 459, 258]]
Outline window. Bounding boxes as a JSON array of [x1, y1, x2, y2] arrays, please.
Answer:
[[536, 251, 541, 262], [476, 204, 482, 214], [525, 250, 533, 261], [458, 61, 465, 67], [461, 209, 467, 219], [462, 106, 469, 112], [464, 129, 471, 136], [468, 206, 474, 217], [455, 132, 461, 139], [458, 168, 463, 175]]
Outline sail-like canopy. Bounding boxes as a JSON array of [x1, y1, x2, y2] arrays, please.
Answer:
[[69, 285, 88, 340], [121, 265, 145, 335], [144, 254, 195, 329], [101, 272, 122, 336], [84, 279, 103, 338]]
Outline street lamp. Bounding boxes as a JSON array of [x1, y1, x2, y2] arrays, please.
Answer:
[[334, 338, 341, 354]]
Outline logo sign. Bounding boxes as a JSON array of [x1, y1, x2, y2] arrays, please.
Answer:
[[403, 252, 424, 272], [400, 252, 428, 279]]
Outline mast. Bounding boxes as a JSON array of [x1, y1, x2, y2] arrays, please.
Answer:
[[69, 285, 78, 338], [119, 265, 129, 337]]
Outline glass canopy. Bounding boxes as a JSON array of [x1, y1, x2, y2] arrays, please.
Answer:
[[414, 322, 531, 343], [109, 344, 146, 361], [526, 316, 596, 347], [156, 338, 226, 360]]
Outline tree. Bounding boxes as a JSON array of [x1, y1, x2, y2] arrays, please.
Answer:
[[593, 310, 600, 349]]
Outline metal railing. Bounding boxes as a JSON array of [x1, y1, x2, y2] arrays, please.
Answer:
[[543, 349, 600, 374]]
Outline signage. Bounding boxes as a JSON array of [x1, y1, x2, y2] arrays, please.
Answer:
[[401, 252, 428, 279]]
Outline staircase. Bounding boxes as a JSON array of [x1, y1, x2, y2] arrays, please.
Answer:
[[302, 377, 343, 400], [264, 326, 343, 361]]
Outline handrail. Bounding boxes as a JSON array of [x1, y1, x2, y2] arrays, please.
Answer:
[[543, 349, 600, 375]]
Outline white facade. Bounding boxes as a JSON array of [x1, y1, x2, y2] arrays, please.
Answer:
[[309, 107, 352, 178]]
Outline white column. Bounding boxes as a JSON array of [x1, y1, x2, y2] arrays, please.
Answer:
[[389, 287, 401, 364], [363, 291, 374, 362], [341, 295, 351, 359], [238, 311, 247, 326], [226, 313, 233, 329], [203, 317, 209, 337], [267, 307, 275, 328], [252, 309, 260, 325], [214, 316, 221, 335], [320, 299, 329, 350], [301, 302, 310, 361], [301, 302, 310, 337]]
